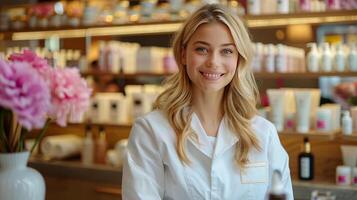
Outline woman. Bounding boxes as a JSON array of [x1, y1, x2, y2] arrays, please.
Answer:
[[123, 3, 293, 200]]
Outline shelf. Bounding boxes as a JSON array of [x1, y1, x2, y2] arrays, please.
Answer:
[[29, 157, 122, 185], [81, 71, 172, 79], [81, 71, 357, 79], [278, 130, 339, 140], [2, 10, 356, 40], [343, 134, 357, 141], [254, 72, 357, 79], [245, 10, 357, 28]]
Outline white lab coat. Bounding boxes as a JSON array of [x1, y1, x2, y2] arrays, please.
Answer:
[[123, 110, 293, 200]]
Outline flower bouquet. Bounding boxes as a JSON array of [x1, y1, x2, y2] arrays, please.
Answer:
[[333, 81, 357, 109], [0, 50, 92, 153]]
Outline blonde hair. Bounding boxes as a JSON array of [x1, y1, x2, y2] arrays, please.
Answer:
[[154, 4, 261, 167]]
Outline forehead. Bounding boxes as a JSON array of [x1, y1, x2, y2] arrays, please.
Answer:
[[188, 22, 235, 46]]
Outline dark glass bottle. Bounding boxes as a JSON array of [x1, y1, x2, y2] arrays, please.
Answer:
[[298, 137, 314, 180]]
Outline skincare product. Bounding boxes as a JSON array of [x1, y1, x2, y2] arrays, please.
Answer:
[[298, 137, 314, 180], [267, 89, 286, 132], [342, 110, 353, 135], [349, 43, 357, 72], [316, 107, 332, 132], [320, 43, 332, 72], [94, 127, 107, 164], [336, 165, 351, 186], [307, 43, 319, 72], [82, 125, 94, 165], [247, 0, 261, 15], [277, 0, 289, 13], [265, 44, 276, 72], [334, 43, 345, 72], [352, 167, 357, 186], [295, 91, 312, 133], [276, 44, 287, 72]]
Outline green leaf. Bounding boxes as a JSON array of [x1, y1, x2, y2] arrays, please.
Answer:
[[30, 118, 51, 153]]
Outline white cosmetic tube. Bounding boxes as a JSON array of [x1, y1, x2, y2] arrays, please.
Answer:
[[295, 91, 312, 133], [267, 89, 286, 132]]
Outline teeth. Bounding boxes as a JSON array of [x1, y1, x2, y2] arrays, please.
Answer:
[[201, 72, 222, 79]]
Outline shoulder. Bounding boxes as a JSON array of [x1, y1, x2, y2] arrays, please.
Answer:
[[251, 115, 276, 134], [134, 110, 170, 130], [131, 110, 175, 142], [250, 115, 279, 147]]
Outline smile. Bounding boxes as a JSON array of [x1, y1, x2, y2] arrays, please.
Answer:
[[200, 71, 224, 80]]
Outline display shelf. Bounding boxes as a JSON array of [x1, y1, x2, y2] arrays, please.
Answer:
[[81, 71, 357, 79], [343, 134, 357, 141], [81, 70, 172, 79], [245, 10, 357, 28], [278, 130, 339, 140], [29, 157, 122, 184], [50, 121, 132, 129], [2, 10, 356, 40], [254, 71, 357, 79]]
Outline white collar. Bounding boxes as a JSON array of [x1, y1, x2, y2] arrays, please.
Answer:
[[189, 112, 239, 159]]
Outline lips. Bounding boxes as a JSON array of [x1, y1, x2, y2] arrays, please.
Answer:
[[200, 71, 224, 80]]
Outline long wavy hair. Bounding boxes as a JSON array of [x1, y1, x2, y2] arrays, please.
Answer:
[[154, 4, 261, 167]]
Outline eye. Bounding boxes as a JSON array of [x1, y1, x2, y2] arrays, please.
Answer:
[[195, 47, 208, 54], [221, 48, 233, 55]]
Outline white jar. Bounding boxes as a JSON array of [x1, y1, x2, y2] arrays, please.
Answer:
[[336, 165, 351, 186], [352, 167, 357, 186], [316, 108, 332, 132]]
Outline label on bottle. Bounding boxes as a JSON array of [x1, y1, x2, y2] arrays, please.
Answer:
[[300, 157, 310, 178]]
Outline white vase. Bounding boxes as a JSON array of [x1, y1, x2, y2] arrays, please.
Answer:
[[0, 151, 45, 200]]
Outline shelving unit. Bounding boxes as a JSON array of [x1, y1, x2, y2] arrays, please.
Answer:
[[254, 72, 357, 79], [81, 71, 357, 79], [278, 130, 339, 140], [81, 71, 172, 79], [1, 10, 356, 40], [343, 134, 357, 141]]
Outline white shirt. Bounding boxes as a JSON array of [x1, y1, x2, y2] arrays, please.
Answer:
[[123, 110, 294, 200]]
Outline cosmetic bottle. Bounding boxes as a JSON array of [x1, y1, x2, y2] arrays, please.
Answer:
[[342, 110, 352, 135], [276, 44, 287, 72], [82, 125, 94, 165], [277, 0, 289, 14], [265, 44, 276, 72], [307, 43, 319, 72], [320, 43, 332, 72], [268, 169, 287, 200], [247, 0, 261, 15], [298, 137, 314, 180], [349, 43, 357, 72], [334, 43, 345, 72], [94, 126, 108, 164]]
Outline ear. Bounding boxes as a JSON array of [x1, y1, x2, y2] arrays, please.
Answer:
[[181, 46, 187, 65]]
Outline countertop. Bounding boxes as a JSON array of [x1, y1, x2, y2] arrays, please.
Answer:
[[29, 158, 357, 200]]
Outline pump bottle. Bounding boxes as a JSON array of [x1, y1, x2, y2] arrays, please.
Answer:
[[307, 43, 319, 72]]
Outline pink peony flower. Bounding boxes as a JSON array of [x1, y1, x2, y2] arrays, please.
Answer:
[[0, 60, 50, 130], [48, 67, 92, 126], [8, 49, 50, 76]]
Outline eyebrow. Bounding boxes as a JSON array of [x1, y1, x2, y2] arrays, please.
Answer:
[[194, 41, 235, 47]]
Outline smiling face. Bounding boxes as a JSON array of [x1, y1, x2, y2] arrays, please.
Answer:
[[183, 22, 239, 95]]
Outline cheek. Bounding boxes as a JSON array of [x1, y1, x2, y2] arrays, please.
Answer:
[[226, 58, 238, 73], [187, 54, 206, 68]]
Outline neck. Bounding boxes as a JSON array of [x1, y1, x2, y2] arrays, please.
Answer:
[[192, 89, 224, 124]]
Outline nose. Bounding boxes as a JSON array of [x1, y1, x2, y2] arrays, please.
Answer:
[[206, 51, 219, 68]]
